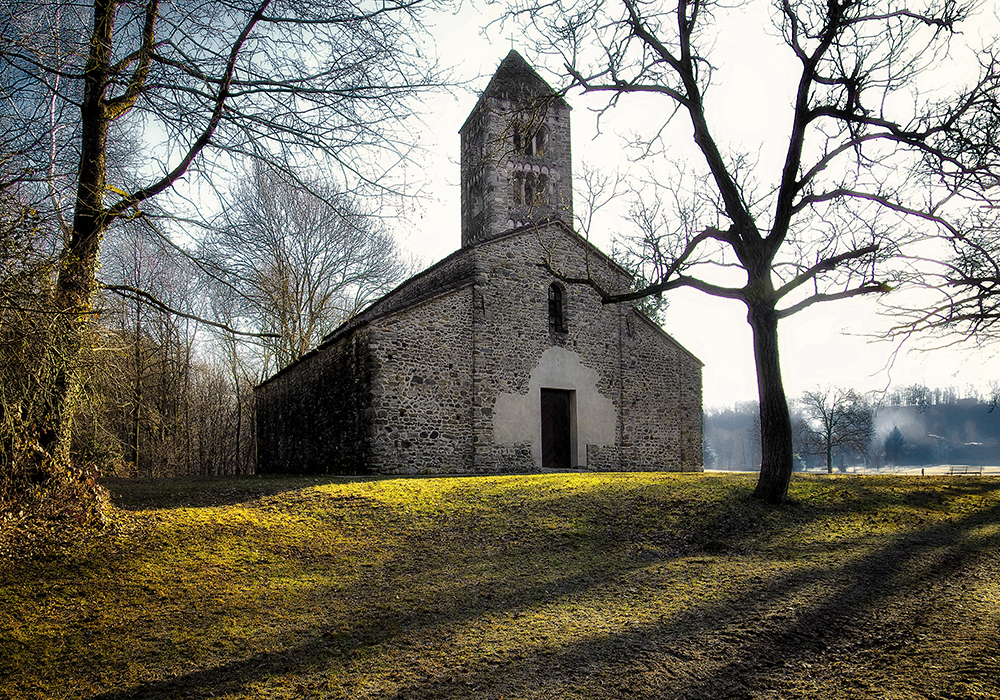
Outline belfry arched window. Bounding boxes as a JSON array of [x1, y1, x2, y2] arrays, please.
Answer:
[[514, 123, 548, 157], [513, 170, 548, 206], [548, 283, 567, 333], [533, 126, 547, 156]]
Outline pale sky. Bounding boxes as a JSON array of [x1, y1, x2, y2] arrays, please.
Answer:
[[394, 0, 1000, 409]]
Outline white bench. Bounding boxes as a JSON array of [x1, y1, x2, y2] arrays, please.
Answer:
[[947, 464, 983, 476]]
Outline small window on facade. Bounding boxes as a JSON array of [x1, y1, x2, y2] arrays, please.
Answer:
[[548, 283, 566, 333], [524, 173, 535, 205], [515, 123, 547, 156], [515, 172, 548, 206], [535, 173, 548, 204], [513, 125, 531, 156], [514, 170, 549, 206], [534, 126, 547, 157]]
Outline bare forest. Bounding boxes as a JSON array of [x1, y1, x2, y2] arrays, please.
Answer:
[[0, 0, 438, 524]]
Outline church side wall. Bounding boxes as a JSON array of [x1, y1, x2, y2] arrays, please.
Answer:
[[255, 329, 374, 475], [366, 284, 477, 474], [615, 313, 704, 472]]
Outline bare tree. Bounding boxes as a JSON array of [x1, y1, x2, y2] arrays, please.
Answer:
[[504, 0, 1000, 502], [882, 26, 1000, 347], [887, 202, 1000, 346], [574, 162, 624, 241], [205, 162, 410, 376], [797, 387, 874, 473], [0, 0, 441, 519]]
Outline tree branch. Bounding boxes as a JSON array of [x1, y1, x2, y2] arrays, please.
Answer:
[[774, 243, 880, 302], [105, 0, 272, 219], [776, 281, 891, 319], [101, 283, 280, 338], [564, 63, 692, 106], [104, 0, 158, 120], [792, 187, 961, 237]]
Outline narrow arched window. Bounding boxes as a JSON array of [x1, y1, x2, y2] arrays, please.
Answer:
[[535, 173, 548, 204], [548, 283, 566, 333], [524, 173, 535, 205], [515, 172, 547, 207], [514, 122, 547, 157], [533, 126, 547, 157]]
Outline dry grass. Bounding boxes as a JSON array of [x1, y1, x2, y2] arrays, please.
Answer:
[[2, 472, 999, 699]]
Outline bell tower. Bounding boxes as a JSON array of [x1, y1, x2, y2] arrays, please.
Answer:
[[459, 51, 573, 248]]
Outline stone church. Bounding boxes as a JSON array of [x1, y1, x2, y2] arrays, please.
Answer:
[[255, 51, 703, 475]]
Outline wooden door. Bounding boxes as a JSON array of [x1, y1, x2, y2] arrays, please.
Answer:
[[541, 389, 572, 469]]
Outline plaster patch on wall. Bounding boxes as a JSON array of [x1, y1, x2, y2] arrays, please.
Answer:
[[493, 346, 616, 468]]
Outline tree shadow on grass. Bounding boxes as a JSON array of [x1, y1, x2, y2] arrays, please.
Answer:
[[101, 475, 358, 510], [375, 496, 1000, 699], [81, 476, 1000, 699]]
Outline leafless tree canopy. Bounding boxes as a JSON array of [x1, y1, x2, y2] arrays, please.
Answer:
[[1, 0, 441, 214], [797, 386, 875, 473], [0, 0, 442, 521], [888, 202, 1000, 347], [503, 0, 999, 502], [206, 163, 410, 375]]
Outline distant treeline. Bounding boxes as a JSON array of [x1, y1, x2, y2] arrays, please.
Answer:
[[705, 385, 1000, 470]]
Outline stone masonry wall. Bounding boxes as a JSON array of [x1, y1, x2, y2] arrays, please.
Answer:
[[617, 312, 703, 471], [255, 328, 374, 474], [366, 283, 477, 474], [473, 224, 703, 472]]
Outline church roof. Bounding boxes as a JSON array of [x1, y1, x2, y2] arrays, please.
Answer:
[[460, 51, 569, 134], [481, 50, 569, 108]]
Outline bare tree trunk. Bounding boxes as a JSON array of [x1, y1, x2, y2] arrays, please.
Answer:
[[40, 0, 113, 475], [227, 338, 243, 476], [183, 328, 193, 476], [749, 304, 794, 504], [249, 390, 258, 476], [130, 297, 142, 477]]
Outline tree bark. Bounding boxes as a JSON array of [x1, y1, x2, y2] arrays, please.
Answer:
[[748, 303, 794, 504], [39, 0, 114, 472]]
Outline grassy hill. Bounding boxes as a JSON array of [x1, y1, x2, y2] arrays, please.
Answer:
[[2, 472, 999, 699]]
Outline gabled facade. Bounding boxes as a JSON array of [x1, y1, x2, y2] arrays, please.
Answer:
[[254, 51, 703, 475]]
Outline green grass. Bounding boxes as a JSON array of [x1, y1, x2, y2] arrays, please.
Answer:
[[2, 472, 999, 699]]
